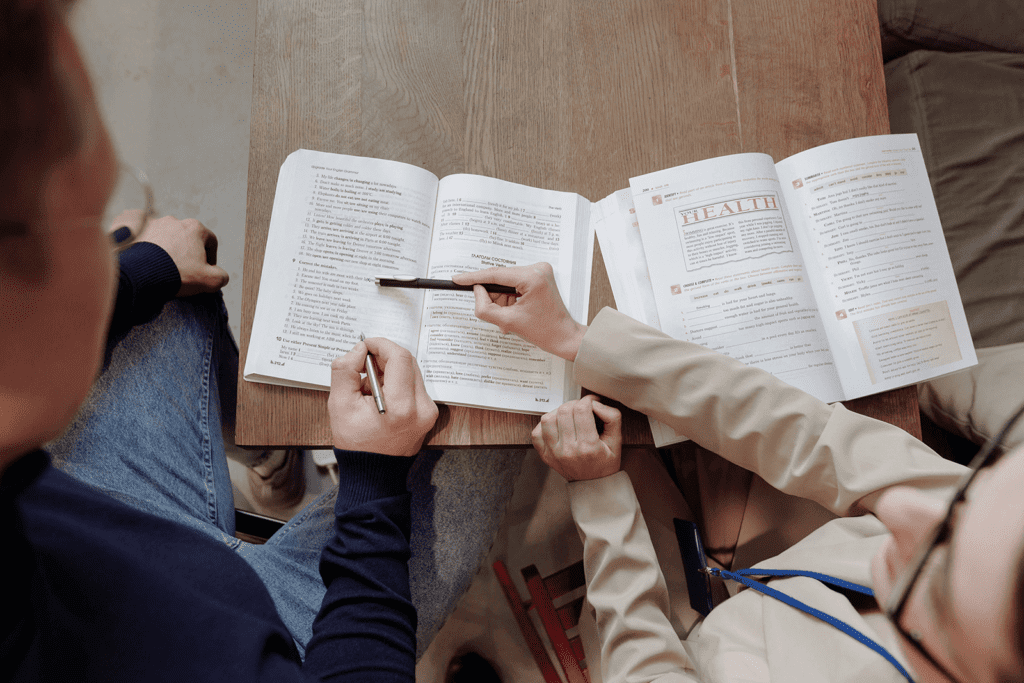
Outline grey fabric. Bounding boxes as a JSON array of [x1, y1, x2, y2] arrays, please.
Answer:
[[919, 342, 1024, 452], [878, 0, 1024, 62], [406, 448, 523, 657], [886, 50, 1024, 348]]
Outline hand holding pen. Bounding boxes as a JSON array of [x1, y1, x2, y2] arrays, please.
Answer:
[[452, 262, 588, 362], [328, 336, 438, 457]]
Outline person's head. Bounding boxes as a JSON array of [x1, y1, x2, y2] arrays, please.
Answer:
[[873, 436, 1024, 683], [0, 0, 118, 470]]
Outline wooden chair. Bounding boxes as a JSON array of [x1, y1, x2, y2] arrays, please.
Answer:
[[492, 559, 590, 683]]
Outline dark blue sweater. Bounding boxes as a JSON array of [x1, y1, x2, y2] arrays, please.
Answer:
[[0, 243, 417, 681]]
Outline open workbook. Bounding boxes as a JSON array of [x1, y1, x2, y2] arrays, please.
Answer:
[[243, 149, 594, 414], [594, 133, 977, 445]]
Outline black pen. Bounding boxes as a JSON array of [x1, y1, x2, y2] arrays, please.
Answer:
[[375, 276, 517, 295], [359, 332, 386, 414]]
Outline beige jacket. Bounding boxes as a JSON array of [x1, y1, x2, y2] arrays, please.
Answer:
[[565, 308, 967, 683]]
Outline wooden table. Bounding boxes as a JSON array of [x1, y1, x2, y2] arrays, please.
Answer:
[[237, 0, 920, 448]]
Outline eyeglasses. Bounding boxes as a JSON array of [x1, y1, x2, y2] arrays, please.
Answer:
[[105, 161, 155, 250], [883, 401, 1024, 681]]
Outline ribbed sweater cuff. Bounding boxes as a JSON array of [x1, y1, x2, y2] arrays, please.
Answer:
[[333, 449, 416, 509], [118, 241, 181, 302]]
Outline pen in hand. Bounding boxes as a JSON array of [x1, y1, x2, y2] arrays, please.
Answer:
[[376, 276, 517, 295], [359, 332, 386, 414]]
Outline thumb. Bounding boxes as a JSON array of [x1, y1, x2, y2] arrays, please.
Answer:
[[591, 400, 622, 445], [472, 284, 512, 330], [330, 343, 369, 396], [202, 263, 230, 290]]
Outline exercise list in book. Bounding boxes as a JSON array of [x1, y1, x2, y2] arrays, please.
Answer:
[[420, 172, 590, 409], [275, 161, 436, 366], [422, 192, 567, 399], [775, 140, 965, 390]]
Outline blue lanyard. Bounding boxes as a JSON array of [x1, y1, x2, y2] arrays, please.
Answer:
[[706, 567, 915, 683]]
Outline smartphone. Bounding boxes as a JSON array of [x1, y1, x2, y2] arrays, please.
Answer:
[[674, 518, 715, 617]]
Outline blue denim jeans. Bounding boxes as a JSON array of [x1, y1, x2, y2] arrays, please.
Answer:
[[48, 294, 522, 660]]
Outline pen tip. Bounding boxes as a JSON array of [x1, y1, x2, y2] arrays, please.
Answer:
[[359, 332, 365, 341]]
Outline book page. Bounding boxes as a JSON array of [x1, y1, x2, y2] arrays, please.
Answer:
[[630, 154, 844, 403], [592, 189, 661, 328], [244, 150, 438, 390], [776, 134, 977, 397], [594, 188, 688, 447], [415, 173, 593, 414]]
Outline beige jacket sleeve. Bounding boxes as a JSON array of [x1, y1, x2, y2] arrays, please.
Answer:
[[574, 308, 965, 516], [567, 471, 697, 683]]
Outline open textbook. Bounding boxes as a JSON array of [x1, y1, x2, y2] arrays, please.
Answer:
[[595, 134, 977, 446], [243, 149, 594, 414]]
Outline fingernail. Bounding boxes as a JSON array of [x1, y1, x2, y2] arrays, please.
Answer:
[[111, 226, 132, 244]]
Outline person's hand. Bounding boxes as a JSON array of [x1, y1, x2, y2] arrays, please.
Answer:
[[109, 211, 230, 296], [328, 337, 438, 456], [451, 262, 587, 361], [532, 395, 623, 482]]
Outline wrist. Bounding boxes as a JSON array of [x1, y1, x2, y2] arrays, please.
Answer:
[[333, 448, 417, 507], [554, 322, 587, 362], [566, 469, 630, 499], [119, 241, 181, 301], [564, 464, 620, 482]]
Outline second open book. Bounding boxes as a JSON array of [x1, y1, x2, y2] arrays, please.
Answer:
[[595, 134, 976, 444], [245, 134, 976, 423]]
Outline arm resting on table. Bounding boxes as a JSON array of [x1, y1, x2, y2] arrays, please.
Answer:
[[574, 308, 965, 516]]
